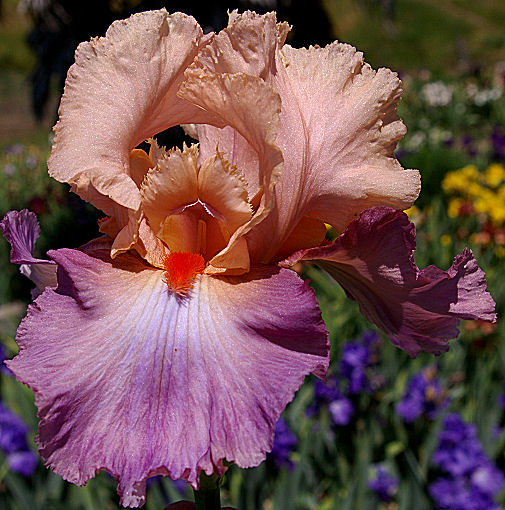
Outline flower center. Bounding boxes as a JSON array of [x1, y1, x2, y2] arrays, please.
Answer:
[[163, 252, 205, 296]]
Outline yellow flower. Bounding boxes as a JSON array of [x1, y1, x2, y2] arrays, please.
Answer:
[[467, 181, 484, 199], [448, 198, 463, 218], [484, 163, 505, 188]]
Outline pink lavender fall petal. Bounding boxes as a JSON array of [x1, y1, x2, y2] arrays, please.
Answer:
[[8, 247, 328, 506]]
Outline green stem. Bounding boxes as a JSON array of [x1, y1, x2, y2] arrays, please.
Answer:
[[0, 457, 9, 486], [193, 472, 222, 510]]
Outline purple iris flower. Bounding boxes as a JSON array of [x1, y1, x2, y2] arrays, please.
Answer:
[[269, 418, 298, 469], [314, 376, 340, 403], [311, 375, 354, 427], [432, 414, 486, 477], [328, 397, 354, 426], [339, 335, 373, 394], [7, 450, 38, 477], [0, 404, 38, 476], [0, 404, 29, 454], [368, 465, 398, 503], [396, 365, 449, 423], [430, 413, 504, 510]]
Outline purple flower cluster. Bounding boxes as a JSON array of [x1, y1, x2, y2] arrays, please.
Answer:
[[269, 418, 298, 469], [429, 413, 504, 510], [491, 126, 505, 161], [310, 332, 382, 427], [368, 465, 398, 503], [396, 365, 449, 423], [0, 403, 38, 476], [339, 331, 379, 394]]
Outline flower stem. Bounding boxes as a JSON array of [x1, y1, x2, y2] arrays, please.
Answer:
[[193, 472, 222, 510]]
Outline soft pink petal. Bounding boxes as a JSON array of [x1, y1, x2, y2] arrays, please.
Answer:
[[282, 206, 496, 357], [190, 11, 419, 262], [249, 43, 420, 261], [188, 11, 286, 205], [141, 144, 199, 236], [179, 71, 283, 270], [9, 248, 328, 507], [48, 10, 219, 214], [198, 150, 252, 235], [179, 71, 282, 208], [0, 210, 57, 294]]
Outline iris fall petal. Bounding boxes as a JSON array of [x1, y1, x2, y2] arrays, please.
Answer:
[[8, 248, 328, 506], [0, 210, 57, 294], [282, 207, 496, 357]]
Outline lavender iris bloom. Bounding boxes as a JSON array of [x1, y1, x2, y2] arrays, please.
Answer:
[[368, 465, 398, 503], [339, 332, 379, 394], [396, 365, 449, 423], [0, 404, 37, 476], [429, 413, 504, 510]]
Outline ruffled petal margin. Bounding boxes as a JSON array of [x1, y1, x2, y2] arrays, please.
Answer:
[[0, 210, 57, 295], [282, 207, 496, 357], [8, 248, 328, 507]]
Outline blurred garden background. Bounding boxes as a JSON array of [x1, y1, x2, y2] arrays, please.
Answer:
[[1, 0, 505, 508]]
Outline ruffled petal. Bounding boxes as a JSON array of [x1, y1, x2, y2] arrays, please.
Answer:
[[282, 207, 496, 357], [141, 144, 199, 235], [249, 43, 420, 261], [0, 210, 57, 294], [179, 71, 282, 207], [9, 248, 328, 507], [48, 10, 218, 214], [185, 11, 285, 207], [190, 11, 419, 262], [198, 150, 252, 234], [1, 210, 49, 264]]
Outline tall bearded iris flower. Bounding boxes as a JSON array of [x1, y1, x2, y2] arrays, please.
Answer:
[[0, 9, 496, 508]]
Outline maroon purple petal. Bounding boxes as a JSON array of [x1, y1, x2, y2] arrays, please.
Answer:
[[1, 210, 57, 296], [282, 206, 496, 357], [0, 210, 54, 265], [8, 248, 328, 507]]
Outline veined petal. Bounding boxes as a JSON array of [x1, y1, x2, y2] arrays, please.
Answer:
[[48, 10, 219, 214], [9, 249, 328, 507], [0, 210, 52, 265], [282, 207, 496, 357], [0, 210, 57, 294]]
